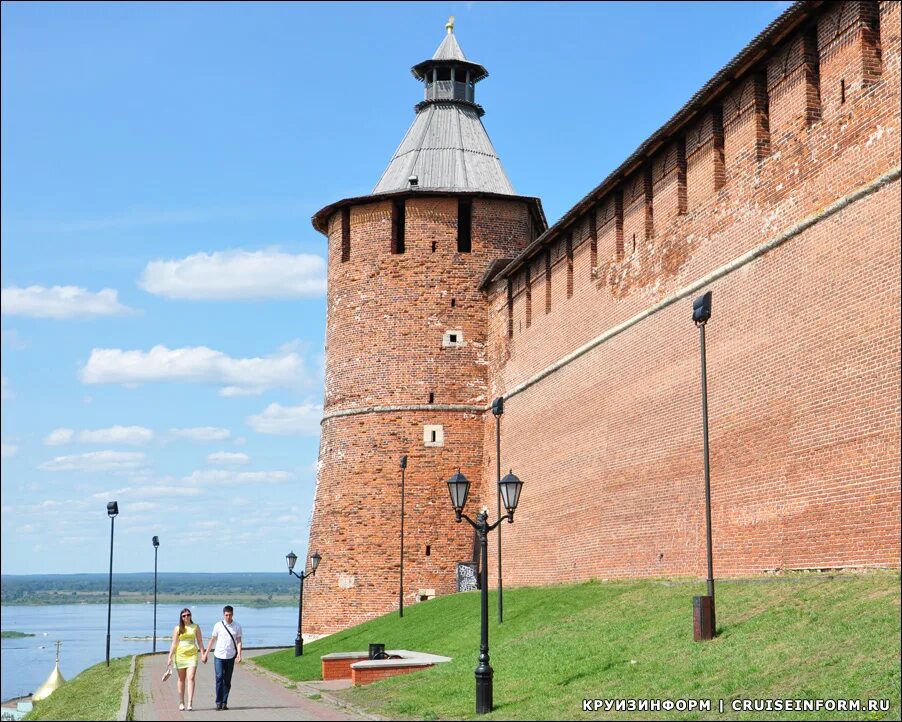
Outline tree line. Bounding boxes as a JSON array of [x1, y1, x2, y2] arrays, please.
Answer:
[[1, 573, 297, 603]]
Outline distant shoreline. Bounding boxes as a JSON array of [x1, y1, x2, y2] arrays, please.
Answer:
[[3, 595, 296, 608], [2, 572, 299, 608]]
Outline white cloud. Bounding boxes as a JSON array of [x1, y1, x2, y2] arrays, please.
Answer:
[[44, 429, 74, 446], [80, 344, 305, 395], [139, 250, 326, 300], [40, 450, 148, 472], [127, 502, 161, 512], [92, 484, 203, 499], [1, 443, 17, 459], [44, 425, 153, 446], [246, 402, 322, 436], [1, 376, 11, 401], [206, 452, 249, 465], [1, 285, 136, 319], [169, 427, 231, 442], [182, 469, 294, 487]]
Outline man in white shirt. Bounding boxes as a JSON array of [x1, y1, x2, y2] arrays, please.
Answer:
[[202, 605, 243, 711]]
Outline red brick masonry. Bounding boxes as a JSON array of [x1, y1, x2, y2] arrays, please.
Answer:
[[321, 650, 452, 686], [321, 653, 371, 682], [306, 1, 901, 634]]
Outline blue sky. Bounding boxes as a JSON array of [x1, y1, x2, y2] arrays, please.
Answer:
[[1, 1, 791, 574]]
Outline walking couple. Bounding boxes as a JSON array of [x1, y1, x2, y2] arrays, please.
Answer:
[[165, 605, 243, 711]]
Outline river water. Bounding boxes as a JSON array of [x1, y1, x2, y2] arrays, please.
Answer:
[[0, 604, 298, 701]]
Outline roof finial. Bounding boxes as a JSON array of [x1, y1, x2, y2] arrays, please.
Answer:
[[446, 16, 455, 34]]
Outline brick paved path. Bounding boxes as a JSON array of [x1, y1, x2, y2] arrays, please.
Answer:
[[134, 649, 370, 721]]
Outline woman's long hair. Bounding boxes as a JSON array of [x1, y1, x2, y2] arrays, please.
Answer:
[[178, 608, 193, 635]]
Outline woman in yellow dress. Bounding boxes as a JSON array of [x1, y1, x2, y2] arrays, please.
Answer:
[[166, 608, 205, 711]]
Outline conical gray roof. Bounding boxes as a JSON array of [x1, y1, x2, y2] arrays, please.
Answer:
[[373, 103, 515, 195], [432, 31, 466, 62], [373, 23, 514, 196]]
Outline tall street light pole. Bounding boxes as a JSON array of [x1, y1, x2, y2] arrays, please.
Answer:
[[152, 536, 160, 654], [491, 397, 504, 624], [399, 455, 407, 618], [692, 291, 716, 640], [286, 551, 321, 656], [105, 501, 119, 666], [446, 469, 523, 715]]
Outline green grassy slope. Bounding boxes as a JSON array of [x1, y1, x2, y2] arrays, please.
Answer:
[[23, 656, 132, 721], [254, 573, 901, 720]]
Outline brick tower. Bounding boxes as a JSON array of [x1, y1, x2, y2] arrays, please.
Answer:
[[304, 19, 546, 634]]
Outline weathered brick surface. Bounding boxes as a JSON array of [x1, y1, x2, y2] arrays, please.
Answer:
[[485, 0, 900, 585], [306, 197, 534, 633], [308, 1, 901, 634], [322, 655, 369, 681], [351, 664, 434, 686]]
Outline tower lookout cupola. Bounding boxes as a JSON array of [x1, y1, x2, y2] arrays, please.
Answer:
[[372, 18, 515, 196], [412, 16, 487, 110]]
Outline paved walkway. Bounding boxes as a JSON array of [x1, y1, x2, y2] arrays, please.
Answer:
[[134, 649, 372, 721]]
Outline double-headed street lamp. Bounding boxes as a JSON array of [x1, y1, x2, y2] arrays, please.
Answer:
[[152, 536, 160, 654], [446, 469, 523, 715], [692, 290, 716, 640], [286, 550, 321, 656], [105, 501, 119, 667]]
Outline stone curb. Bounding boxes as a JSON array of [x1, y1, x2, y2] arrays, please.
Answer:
[[116, 655, 137, 722]]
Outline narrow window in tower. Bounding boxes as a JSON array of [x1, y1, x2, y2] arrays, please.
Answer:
[[341, 207, 351, 262], [451, 298, 456, 308], [424, 424, 444, 446], [457, 199, 472, 253], [432, 241, 437, 252], [428, 392, 434, 403], [425, 545, 431, 556], [840, 79, 846, 105], [392, 200, 406, 254]]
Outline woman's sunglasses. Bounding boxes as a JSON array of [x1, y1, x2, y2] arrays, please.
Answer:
[[181, 614, 191, 618]]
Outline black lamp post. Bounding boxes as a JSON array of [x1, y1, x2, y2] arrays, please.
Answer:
[[692, 290, 716, 640], [152, 536, 160, 654], [286, 550, 321, 656], [491, 397, 504, 624], [446, 469, 523, 715], [399, 455, 407, 618], [105, 501, 118, 666]]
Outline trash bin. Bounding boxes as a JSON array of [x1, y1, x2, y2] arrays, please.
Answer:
[[693, 595, 715, 640], [368, 643, 386, 660]]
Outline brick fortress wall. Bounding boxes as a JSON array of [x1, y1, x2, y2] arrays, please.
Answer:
[[305, 195, 535, 633], [481, 1, 900, 585]]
